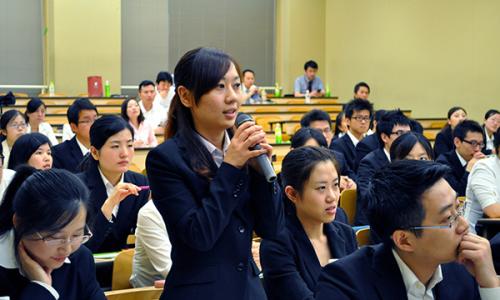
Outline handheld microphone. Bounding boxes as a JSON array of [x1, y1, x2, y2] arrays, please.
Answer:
[[236, 113, 277, 182]]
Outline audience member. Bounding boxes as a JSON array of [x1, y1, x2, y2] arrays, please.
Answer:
[[24, 98, 58, 145], [154, 71, 175, 111], [356, 110, 411, 225], [354, 109, 386, 170], [1, 110, 27, 169], [316, 160, 500, 299], [390, 132, 434, 161], [138, 80, 167, 134], [121, 98, 158, 148], [465, 130, 500, 234], [482, 109, 500, 155], [294, 60, 325, 97], [241, 69, 261, 104], [260, 147, 357, 300], [52, 98, 98, 173], [353, 82, 370, 100], [0, 166, 106, 299], [8, 133, 52, 170], [330, 98, 373, 172], [130, 199, 172, 287], [434, 106, 467, 158], [78, 116, 149, 253], [332, 111, 347, 141], [436, 120, 485, 196]]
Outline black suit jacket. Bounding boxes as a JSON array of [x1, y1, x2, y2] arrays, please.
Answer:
[[355, 148, 390, 225], [78, 165, 149, 253], [330, 134, 357, 174], [355, 134, 380, 171], [146, 133, 284, 300], [491, 233, 500, 274], [436, 150, 468, 196], [316, 243, 481, 300], [52, 136, 85, 173], [434, 126, 454, 159], [260, 214, 357, 300], [0, 245, 105, 300], [330, 149, 357, 182]]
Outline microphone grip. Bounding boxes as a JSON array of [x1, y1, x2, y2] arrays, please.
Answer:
[[251, 144, 277, 183]]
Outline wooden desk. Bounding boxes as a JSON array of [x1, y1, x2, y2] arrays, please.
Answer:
[[13, 96, 127, 106]]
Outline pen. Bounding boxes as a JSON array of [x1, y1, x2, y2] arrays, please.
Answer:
[[138, 185, 150, 190]]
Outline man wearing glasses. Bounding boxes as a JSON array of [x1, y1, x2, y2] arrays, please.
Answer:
[[436, 120, 486, 196], [317, 160, 500, 299], [330, 98, 374, 172]]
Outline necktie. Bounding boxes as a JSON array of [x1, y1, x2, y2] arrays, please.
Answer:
[[307, 79, 313, 93]]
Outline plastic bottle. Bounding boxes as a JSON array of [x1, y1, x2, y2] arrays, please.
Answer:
[[104, 80, 111, 97], [274, 82, 281, 97], [305, 89, 311, 104], [48, 81, 55, 96], [325, 84, 331, 97], [274, 123, 282, 144]]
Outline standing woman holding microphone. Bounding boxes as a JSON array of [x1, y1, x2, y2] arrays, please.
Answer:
[[146, 47, 284, 300]]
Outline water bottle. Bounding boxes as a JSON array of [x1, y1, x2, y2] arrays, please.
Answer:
[[305, 89, 311, 104], [104, 80, 111, 97], [274, 123, 282, 144], [274, 83, 281, 97], [325, 84, 331, 97], [49, 81, 55, 96]]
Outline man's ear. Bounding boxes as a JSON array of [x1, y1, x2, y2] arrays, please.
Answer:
[[177, 86, 194, 108], [69, 122, 78, 134], [284, 185, 300, 205], [381, 132, 391, 145], [453, 137, 461, 148], [391, 229, 416, 253]]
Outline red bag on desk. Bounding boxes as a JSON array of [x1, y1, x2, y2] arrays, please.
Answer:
[[87, 76, 103, 97]]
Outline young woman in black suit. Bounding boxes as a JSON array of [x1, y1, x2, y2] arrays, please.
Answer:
[[434, 106, 467, 158], [146, 47, 284, 300], [260, 146, 358, 300], [78, 115, 149, 253], [0, 166, 105, 299]]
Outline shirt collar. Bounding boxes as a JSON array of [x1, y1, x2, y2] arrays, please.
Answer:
[[0, 229, 71, 270], [455, 150, 467, 167], [75, 137, 89, 156], [392, 248, 443, 298], [347, 130, 362, 147], [98, 167, 124, 194], [196, 131, 231, 167], [383, 148, 391, 162]]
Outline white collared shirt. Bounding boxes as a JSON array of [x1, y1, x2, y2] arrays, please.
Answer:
[[0, 229, 71, 299], [98, 167, 124, 218], [455, 150, 468, 167], [347, 130, 363, 147], [139, 100, 167, 128], [485, 127, 494, 151], [392, 249, 443, 300], [154, 86, 175, 112], [383, 148, 391, 162], [2, 140, 10, 170], [196, 131, 231, 167], [75, 137, 89, 156]]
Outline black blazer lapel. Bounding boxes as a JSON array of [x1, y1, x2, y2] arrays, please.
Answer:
[[371, 243, 408, 299], [69, 137, 85, 168], [325, 223, 348, 258]]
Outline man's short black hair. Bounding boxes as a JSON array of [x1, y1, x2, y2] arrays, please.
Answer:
[[242, 69, 255, 77], [376, 110, 411, 147], [300, 109, 332, 128], [452, 120, 483, 141], [67, 98, 98, 125], [344, 98, 374, 119], [304, 60, 318, 71], [156, 72, 173, 85], [354, 82, 370, 94], [138, 80, 155, 91], [409, 119, 424, 134], [368, 160, 450, 243]]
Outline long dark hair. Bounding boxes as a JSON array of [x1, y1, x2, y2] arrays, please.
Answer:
[[24, 98, 46, 123], [8, 132, 51, 170], [79, 115, 134, 171], [166, 47, 240, 178], [0, 166, 90, 244], [121, 98, 145, 124]]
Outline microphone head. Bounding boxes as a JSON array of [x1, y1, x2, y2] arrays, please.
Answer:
[[236, 113, 253, 128]]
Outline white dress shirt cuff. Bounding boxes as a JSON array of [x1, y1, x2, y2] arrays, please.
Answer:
[[479, 285, 500, 300], [32, 281, 59, 299]]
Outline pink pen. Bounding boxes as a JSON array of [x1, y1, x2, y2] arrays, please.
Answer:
[[138, 185, 150, 190]]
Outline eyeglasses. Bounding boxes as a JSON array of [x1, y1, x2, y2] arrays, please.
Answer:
[[33, 225, 93, 247], [351, 116, 371, 122], [390, 130, 410, 137], [462, 140, 485, 149], [408, 203, 465, 230], [78, 118, 98, 125], [8, 122, 27, 129]]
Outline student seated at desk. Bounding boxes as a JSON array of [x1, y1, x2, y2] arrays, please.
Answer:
[[8, 133, 53, 171], [0, 166, 105, 300], [78, 116, 149, 253], [24, 98, 58, 146], [434, 106, 467, 158], [1, 110, 27, 169], [260, 147, 357, 300], [294, 60, 325, 97], [121, 98, 158, 148], [316, 160, 500, 300]]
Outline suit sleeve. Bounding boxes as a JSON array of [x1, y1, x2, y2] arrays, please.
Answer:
[[434, 132, 450, 159], [355, 142, 371, 171], [249, 168, 284, 239], [260, 237, 315, 300], [147, 146, 248, 251], [79, 247, 107, 300], [315, 262, 359, 300], [355, 157, 377, 225]]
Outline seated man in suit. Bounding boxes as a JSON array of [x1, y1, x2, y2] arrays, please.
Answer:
[[436, 120, 486, 196], [52, 98, 98, 173], [355, 110, 411, 225], [330, 98, 373, 172], [354, 109, 386, 170], [317, 160, 500, 300], [300, 109, 357, 188]]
